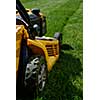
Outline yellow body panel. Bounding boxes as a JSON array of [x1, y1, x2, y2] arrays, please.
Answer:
[[16, 25, 29, 73], [27, 38, 59, 71], [16, 25, 59, 74]]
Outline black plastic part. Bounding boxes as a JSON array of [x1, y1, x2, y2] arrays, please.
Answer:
[[16, 0, 31, 25], [16, 0, 35, 39], [54, 32, 62, 50], [16, 38, 28, 98], [32, 8, 40, 15], [54, 32, 62, 42], [41, 16, 47, 35], [16, 18, 27, 28]]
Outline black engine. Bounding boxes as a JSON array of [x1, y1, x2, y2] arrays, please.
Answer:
[[16, 2, 46, 37]]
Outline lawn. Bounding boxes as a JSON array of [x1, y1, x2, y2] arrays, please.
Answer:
[[20, 0, 83, 100]]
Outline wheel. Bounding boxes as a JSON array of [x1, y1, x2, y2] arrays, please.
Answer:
[[24, 55, 47, 95]]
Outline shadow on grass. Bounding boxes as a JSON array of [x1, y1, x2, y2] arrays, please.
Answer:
[[61, 44, 74, 50], [40, 51, 83, 100]]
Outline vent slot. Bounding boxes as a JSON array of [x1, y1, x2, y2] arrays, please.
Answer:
[[54, 45, 58, 55], [46, 45, 58, 56]]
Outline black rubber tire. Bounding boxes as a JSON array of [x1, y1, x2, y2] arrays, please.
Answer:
[[24, 55, 47, 96]]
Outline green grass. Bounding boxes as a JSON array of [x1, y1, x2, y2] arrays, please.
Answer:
[[21, 0, 83, 100]]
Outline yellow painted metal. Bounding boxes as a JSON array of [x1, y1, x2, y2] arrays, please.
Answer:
[[16, 9, 45, 21], [16, 25, 59, 76], [16, 25, 29, 74], [27, 38, 59, 71], [16, 9, 31, 16]]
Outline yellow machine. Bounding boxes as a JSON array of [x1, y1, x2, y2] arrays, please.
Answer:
[[16, 25, 59, 76], [16, 0, 62, 97]]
